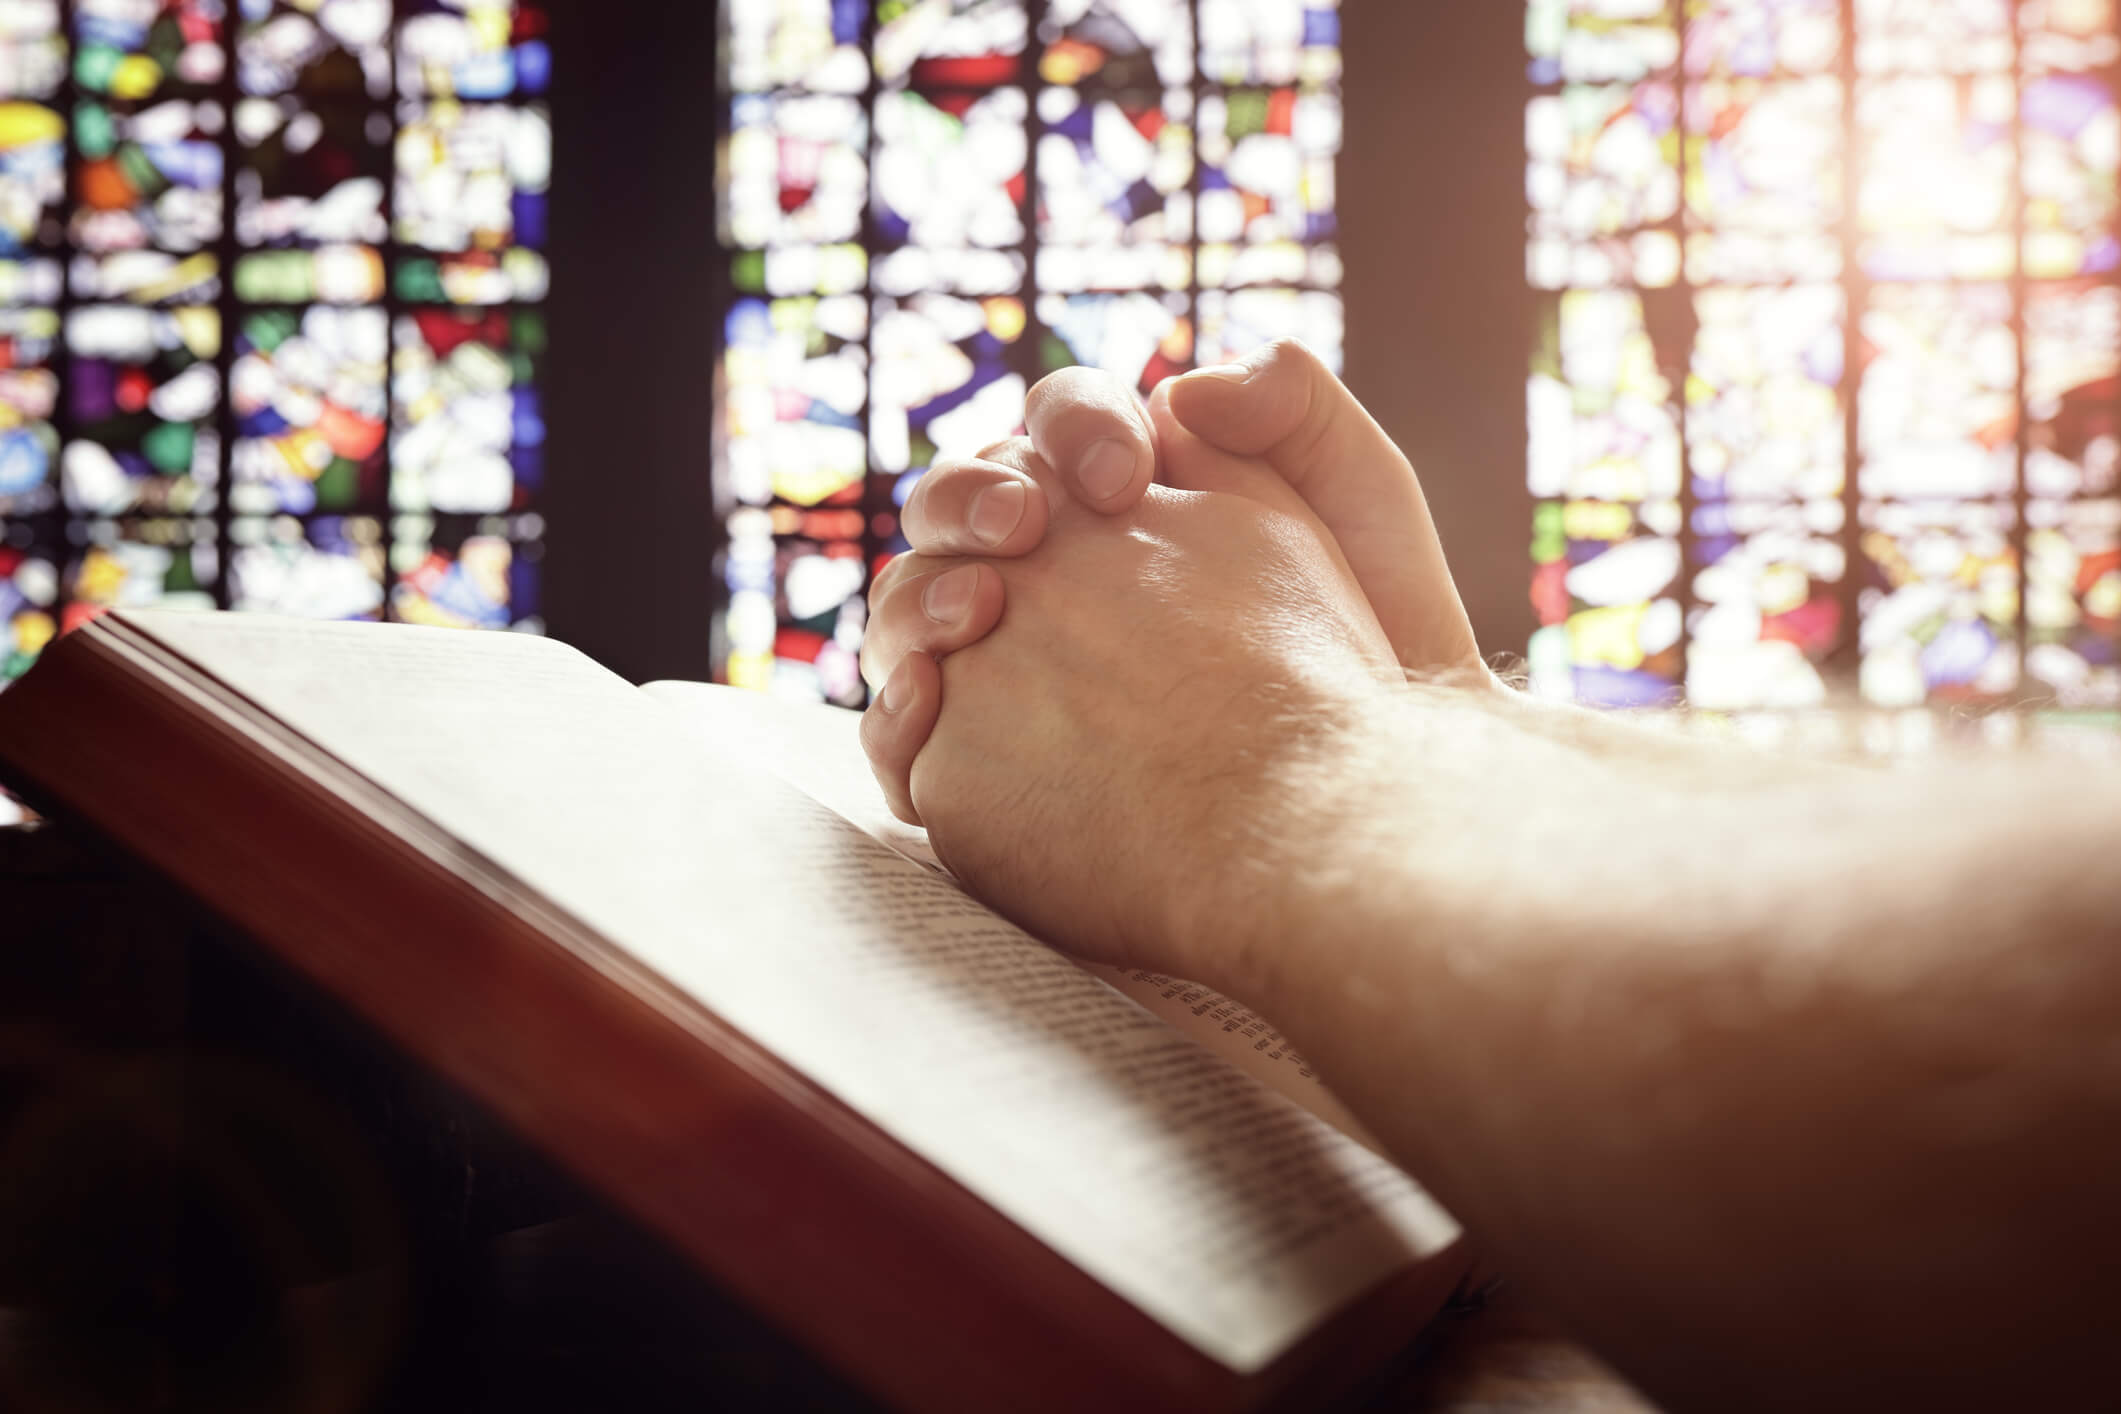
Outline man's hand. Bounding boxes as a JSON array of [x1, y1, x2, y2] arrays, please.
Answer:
[[861, 341, 1486, 820], [865, 423, 1400, 980], [851, 366, 1164, 800]]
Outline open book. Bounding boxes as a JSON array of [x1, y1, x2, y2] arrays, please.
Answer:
[[0, 612, 1466, 1412]]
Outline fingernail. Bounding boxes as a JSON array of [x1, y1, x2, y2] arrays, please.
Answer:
[[923, 565, 979, 624], [968, 480, 1026, 546], [878, 670, 907, 713], [1075, 438, 1137, 503], [1184, 362, 1256, 385]]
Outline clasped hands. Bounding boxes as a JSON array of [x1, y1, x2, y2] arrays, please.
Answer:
[[857, 341, 1486, 980]]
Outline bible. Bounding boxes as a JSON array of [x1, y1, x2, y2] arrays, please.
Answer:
[[0, 610, 1468, 1412]]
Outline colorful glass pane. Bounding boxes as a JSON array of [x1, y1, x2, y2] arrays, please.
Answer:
[[1528, 288, 1682, 503], [0, 100, 65, 253], [2021, 0, 2121, 75], [1197, 86, 1337, 286], [1526, 83, 1681, 258], [760, 532, 867, 706], [1035, 86, 1193, 291], [2027, 499, 2121, 706], [871, 244, 1017, 297], [873, 87, 1027, 251], [1528, 496, 1685, 707], [397, 0, 549, 100], [2022, 74, 2120, 280], [0, 305, 58, 515], [63, 516, 217, 622], [0, 519, 60, 682], [0, 0, 552, 710], [72, 1, 225, 97], [395, 101, 548, 256], [723, 92, 868, 249], [236, 0, 392, 98], [1683, 229, 1838, 287], [70, 249, 220, 306], [1680, 0, 1838, 78], [721, 294, 868, 511], [233, 96, 389, 304], [394, 99, 549, 306], [1198, 0, 1339, 88], [1858, 500, 2018, 706], [2025, 281, 2120, 501], [0, 255, 58, 304], [0, 4, 66, 100], [1852, 0, 2014, 75], [1527, 0, 2121, 723], [63, 304, 220, 514], [1687, 284, 1843, 501], [722, 505, 776, 691], [1037, 289, 1190, 392], [1682, 78, 1840, 237], [726, 0, 868, 94], [391, 307, 543, 515], [1687, 498, 1844, 708], [1857, 283, 2017, 500], [1857, 76, 2016, 281], [1528, 230, 1682, 290], [231, 306, 388, 514], [391, 512, 541, 630], [739, 240, 871, 298], [1526, 0, 1678, 86], [69, 96, 225, 258], [870, 292, 1027, 487], [229, 512, 385, 617], [875, 0, 1027, 89], [1038, 0, 1192, 91], [1196, 287, 1340, 372]]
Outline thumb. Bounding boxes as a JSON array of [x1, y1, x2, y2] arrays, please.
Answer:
[[1164, 340, 1480, 674]]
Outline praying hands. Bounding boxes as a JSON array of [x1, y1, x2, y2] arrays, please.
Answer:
[[853, 342, 2121, 1414]]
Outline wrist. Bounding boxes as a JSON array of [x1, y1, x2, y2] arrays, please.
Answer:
[[1161, 674, 1481, 998], [1183, 676, 1640, 1006]]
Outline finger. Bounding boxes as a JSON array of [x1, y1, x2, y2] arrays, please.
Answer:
[[859, 559, 1005, 692], [860, 650, 943, 827], [902, 456, 1051, 558], [968, 435, 1105, 533], [1024, 366, 1158, 513], [866, 542, 930, 604], [1142, 379, 1312, 518], [1164, 338, 1478, 672]]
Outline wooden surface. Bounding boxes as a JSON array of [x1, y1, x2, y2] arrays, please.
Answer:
[[1, 823, 1657, 1413]]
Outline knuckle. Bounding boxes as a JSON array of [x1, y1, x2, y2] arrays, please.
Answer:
[[973, 435, 1030, 462], [1264, 335, 1321, 372], [868, 549, 926, 600], [871, 570, 928, 635], [857, 698, 890, 753]]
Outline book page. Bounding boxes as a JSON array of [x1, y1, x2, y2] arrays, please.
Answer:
[[641, 680, 944, 872], [133, 614, 1458, 1374], [643, 681, 1391, 1153]]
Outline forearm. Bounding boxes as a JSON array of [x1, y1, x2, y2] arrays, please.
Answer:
[[1215, 685, 2121, 1412], [1479, 678, 1877, 787]]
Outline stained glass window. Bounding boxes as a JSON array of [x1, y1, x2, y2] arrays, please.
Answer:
[[716, 0, 1345, 705], [1527, 0, 2121, 734], [0, 0, 551, 695]]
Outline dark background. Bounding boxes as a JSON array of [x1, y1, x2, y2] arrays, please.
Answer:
[[539, 3, 1534, 687]]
